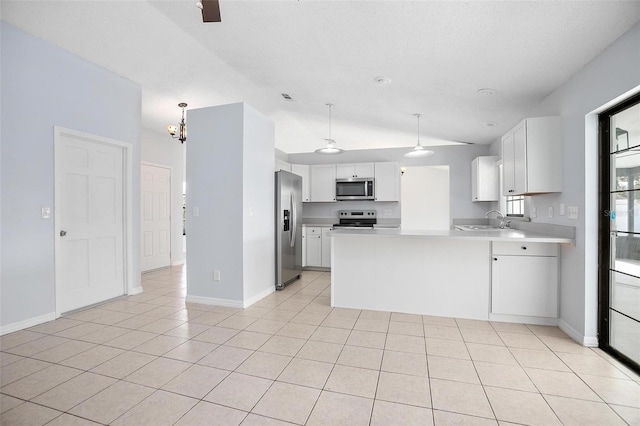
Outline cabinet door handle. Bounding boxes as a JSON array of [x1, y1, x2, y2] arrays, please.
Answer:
[[493, 258, 498, 261], [521, 246, 527, 250]]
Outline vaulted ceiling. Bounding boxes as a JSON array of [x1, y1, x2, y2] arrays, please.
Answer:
[[2, 1, 639, 153]]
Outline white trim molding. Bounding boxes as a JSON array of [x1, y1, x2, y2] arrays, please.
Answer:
[[128, 286, 144, 296], [559, 318, 598, 347], [0, 312, 56, 336], [243, 286, 275, 308], [185, 295, 244, 309], [185, 286, 275, 309]]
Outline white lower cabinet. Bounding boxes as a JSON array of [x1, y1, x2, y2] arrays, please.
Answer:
[[303, 226, 331, 268], [305, 227, 322, 267], [491, 242, 558, 319]]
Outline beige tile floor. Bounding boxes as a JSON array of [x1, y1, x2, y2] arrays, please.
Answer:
[[1, 265, 640, 425]]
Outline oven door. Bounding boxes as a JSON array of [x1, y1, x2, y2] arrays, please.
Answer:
[[336, 178, 374, 200]]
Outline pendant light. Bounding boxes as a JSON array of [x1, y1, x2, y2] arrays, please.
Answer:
[[315, 103, 344, 155], [167, 103, 188, 144], [404, 113, 434, 158]]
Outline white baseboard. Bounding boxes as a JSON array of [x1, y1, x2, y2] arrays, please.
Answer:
[[128, 286, 144, 296], [559, 318, 598, 347], [171, 259, 185, 267], [186, 295, 244, 309], [185, 286, 275, 309], [243, 286, 275, 308], [489, 313, 558, 326], [0, 312, 56, 336]]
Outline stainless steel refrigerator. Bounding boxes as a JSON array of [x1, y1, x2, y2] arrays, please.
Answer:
[[275, 170, 302, 290]]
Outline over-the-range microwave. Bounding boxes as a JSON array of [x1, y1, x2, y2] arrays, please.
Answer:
[[335, 178, 375, 201]]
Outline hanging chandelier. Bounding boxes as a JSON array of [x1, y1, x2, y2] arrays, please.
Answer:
[[167, 102, 188, 144]]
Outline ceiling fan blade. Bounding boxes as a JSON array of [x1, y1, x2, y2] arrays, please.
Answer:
[[201, 0, 221, 22]]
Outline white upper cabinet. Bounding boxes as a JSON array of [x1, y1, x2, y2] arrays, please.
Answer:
[[310, 164, 337, 202], [303, 161, 399, 202], [276, 158, 291, 172], [374, 162, 400, 202], [472, 156, 499, 202], [336, 163, 375, 179], [502, 116, 562, 196], [291, 164, 310, 202]]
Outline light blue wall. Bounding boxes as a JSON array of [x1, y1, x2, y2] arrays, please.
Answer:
[[187, 103, 245, 302], [0, 23, 141, 329], [186, 103, 275, 304], [490, 22, 640, 343]]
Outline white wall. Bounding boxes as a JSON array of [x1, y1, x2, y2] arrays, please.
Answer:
[[0, 23, 142, 330], [489, 22, 640, 344], [401, 166, 450, 230], [289, 144, 492, 221], [242, 105, 277, 302], [186, 103, 275, 305], [140, 128, 185, 267]]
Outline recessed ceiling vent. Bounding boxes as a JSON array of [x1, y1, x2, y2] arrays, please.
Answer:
[[477, 88, 497, 96], [281, 93, 294, 101]]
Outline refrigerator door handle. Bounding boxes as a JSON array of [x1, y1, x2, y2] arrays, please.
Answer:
[[290, 192, 297, 247]]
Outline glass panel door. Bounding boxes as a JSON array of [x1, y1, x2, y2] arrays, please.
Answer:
[[601, 95, 640, 370]]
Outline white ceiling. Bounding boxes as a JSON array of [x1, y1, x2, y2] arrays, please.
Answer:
[[2, 1, 639, 153]]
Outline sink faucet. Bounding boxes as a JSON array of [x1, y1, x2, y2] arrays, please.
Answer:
[[485, 210, 510, 229]]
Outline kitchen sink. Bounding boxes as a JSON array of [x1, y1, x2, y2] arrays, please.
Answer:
[[454, 225, 503, 231]]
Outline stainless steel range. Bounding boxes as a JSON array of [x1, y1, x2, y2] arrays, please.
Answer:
[[333, 210, 377, 229]]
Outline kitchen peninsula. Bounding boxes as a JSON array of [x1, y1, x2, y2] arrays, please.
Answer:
[[330, 227, 574, 325]]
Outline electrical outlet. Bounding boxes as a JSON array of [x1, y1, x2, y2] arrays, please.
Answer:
[[383, 209, 392, 216], [213, 270, 221, 281], [548, 206, 554, 218], [568, 206, 579, 220], [560, 203, 566, 216], [531, 207, 537, 218]]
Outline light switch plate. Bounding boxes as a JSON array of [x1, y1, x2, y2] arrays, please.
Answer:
[[568, 205, 579, 220], [41, 207, 51, 219], [193, 207, 200, 217], [531, 207, 537, 218]]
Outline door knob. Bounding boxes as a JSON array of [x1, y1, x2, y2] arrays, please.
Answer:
[[60, 230, 67, 237]]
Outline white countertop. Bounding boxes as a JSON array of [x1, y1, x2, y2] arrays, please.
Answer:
[[330, 227, 575, 245]]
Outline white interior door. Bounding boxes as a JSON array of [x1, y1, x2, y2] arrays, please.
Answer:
[[141, 163, 171, 271], [55, 129, 126, 314]]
